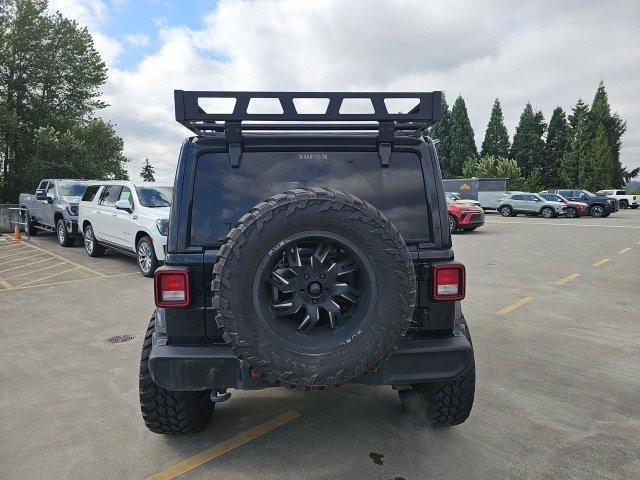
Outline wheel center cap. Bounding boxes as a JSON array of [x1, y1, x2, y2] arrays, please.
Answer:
[[306, 281, 323, 298]]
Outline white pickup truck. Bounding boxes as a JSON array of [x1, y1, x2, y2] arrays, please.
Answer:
[[596, 190, 639, 209]]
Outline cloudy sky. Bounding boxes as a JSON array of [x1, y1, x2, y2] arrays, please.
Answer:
[[48, 0, 640, 183]]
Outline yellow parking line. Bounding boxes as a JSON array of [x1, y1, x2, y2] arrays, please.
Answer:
[[555, 273, 581, 285], [617, 247, 631, 254], [17, 267, 79, 287], [593, 258, 610, 267], [0, 275, 13, 290], [0, 252, 48, 267], [147, 410, 301, 480], [18, 241, 106, 278], [498, 296, 534, 315], [0, 246, 32, 259], [0, 256, 55, 274], [0, 271, 137, 292], [6, 261, 66, 279]]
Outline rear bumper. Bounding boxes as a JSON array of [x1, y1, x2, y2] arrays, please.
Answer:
[[149, 328, 474, 391]]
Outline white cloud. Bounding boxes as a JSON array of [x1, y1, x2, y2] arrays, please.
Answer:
[[124, 33, 150, 48], [52, 0, 640, 181]]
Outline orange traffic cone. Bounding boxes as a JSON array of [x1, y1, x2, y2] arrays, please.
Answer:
[[12, 224, 22, 241]]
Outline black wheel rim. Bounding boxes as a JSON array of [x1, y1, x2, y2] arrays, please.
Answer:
[[252, 230, 377, 354]]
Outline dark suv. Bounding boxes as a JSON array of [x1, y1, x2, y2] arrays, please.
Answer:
[[139, 91, 475, 434], [541, 189, 618, 217]]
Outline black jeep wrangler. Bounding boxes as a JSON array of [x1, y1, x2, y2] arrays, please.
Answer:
[[139, 91, 475, 434]]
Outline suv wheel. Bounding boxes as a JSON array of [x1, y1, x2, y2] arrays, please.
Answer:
[[499, 205, 512, 217], [565, 207, 578, 218], [83, 224, 105, 257], [590, 205, 605, 218], [399, 363, 475, 426], [541, 207, 554, 218], [213, 188, 416, 388], [137, 236, 159, 277], [448, 214, 458, 233], [56, 219, 73, 247], [139, 315, 214, 434]]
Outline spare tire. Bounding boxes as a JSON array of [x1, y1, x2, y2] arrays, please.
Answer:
[[212, 187, 416, 388]]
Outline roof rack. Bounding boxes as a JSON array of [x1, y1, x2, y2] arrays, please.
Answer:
[[174, 90, 442, 167]]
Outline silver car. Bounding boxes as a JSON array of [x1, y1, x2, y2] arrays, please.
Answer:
[[497, 192, 566, 218]]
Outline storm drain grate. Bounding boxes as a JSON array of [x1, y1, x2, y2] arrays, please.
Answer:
[[106, 334, 135, 344]]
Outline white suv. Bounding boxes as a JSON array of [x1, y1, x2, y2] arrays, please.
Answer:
[[78, 181, 173, 276]]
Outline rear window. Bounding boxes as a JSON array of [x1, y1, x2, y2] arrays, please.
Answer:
[[190, 151, 430, 245], [81, 185, 100, 202]]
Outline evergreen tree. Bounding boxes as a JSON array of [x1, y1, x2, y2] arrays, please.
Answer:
[[449, 96, 477, 177], [543, 107, 570, 187], [480, 99, 510, 158], [585, 81, 626, 187], [510, 103, 546, 179], [427, 93, 452, 177], [561, 99, 589, 186], [140, 157, 155, 181], [584, 124, 614, 191]]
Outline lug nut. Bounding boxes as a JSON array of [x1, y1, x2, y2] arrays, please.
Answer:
[[320, 274, 326, 279], [312, 299, 318, 304]]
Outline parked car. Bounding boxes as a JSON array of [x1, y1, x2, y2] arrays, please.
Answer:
[[78, 181, 173, 276], [443, 177, 508, 210], [497, 192, 566, 218], [138, 90, 476, 434], [446, 192, 482, 207], [447, 199, 485, 232], [19, 179, 90, 247], [538, 192, 588, 218], [595, 189, 639, 209], [542, 189, 617, 217]]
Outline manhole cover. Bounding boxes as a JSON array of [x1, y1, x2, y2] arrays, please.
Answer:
[[106, 334, 135, 344]]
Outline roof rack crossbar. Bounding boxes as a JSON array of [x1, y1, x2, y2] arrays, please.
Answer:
[[175, 90, 442, 133]]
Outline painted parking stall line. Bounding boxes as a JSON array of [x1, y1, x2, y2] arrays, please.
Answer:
[[593, 258, 610, 267], [147, 410, 302, 480], [498, 296, 534, 315], [617, 247, 631, 254], [556, 273, 581, 285]]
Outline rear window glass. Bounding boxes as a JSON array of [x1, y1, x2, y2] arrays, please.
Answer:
[[190, 152, 430, 245], [58, 182, 88, 196], [81, 185, 100, 202]]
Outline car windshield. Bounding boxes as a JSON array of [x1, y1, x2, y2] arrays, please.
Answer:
[[135, 186, 173, 207], [58, 182, 88, 196], [533, 194, 546, 201], [582, 190, 597, 198], [447, 193, 461, 200]]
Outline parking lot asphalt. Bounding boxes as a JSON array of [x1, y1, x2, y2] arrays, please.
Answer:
[[1, 210, 639, 480]]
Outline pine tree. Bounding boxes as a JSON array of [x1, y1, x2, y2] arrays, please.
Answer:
[[584, 124, 614, 191], [509, 103, 546, 179], [449, 96, 477, 177], [480, 99, 510, 158], [427, 93, 453, 177], [561, 99, 589, 186], [542, 107, 570, 187], [140, 157, 155, 181], [585, 81, 626, 187]]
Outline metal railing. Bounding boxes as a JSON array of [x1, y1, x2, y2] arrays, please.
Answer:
[[8, 206, 29, 239]]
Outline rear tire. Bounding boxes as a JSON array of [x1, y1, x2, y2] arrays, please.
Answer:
[[83, 224, 105, 257], [24, 211, 37, 236], [499, 205, 512, 217], [140, 315, 214, 434], [56, 218, 73, 247], [448, 214, 458, 233]]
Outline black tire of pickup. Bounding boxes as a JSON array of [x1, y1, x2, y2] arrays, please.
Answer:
[[57, 218, 73, 247], [398, 326, 475, 426], [212, 188, 416, 389], [139, 315, 214, 434], [24, 211, 37, 236]]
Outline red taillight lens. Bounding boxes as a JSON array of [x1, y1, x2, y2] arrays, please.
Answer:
[[154, 268, 190, 308], [432, 263, 465, 301]]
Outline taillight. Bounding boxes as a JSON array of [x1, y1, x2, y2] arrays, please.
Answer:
[[154, 268, 190, 308], [432, 263, 465, 301]]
